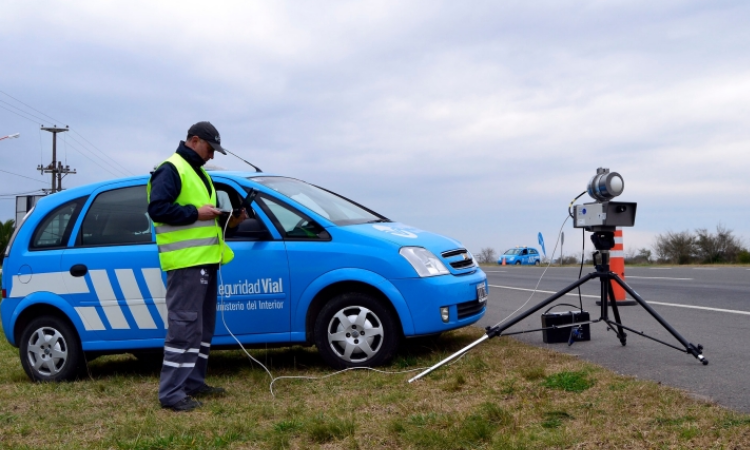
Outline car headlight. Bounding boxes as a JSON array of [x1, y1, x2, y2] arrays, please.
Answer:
[[399, 247, 450, 277]]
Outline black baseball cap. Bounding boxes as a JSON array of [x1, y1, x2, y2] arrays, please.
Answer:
[[187, 121, 227, 155]]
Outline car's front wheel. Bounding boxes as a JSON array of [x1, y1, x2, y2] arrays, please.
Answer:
[[19, 316, 83, 382], [314, 293, 400, 369], [515, 261, 522, 265]]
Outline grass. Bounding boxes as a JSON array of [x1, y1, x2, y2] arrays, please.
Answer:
[[0, 325, 749, 449]]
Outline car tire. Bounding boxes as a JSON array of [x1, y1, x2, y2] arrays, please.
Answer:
[[515, 261, 522, 265], [535, 260, 541, 266], [19, 316, 83, 382], [314, 292, 400, 369]]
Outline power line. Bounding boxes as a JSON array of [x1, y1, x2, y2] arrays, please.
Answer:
[[0, 90, 62, 123], [0, 103, 42, 125], [66, 132, 133, 177], [0, 189, 46, 198], [71, 130, 134, 175], [0, 169, 49, 184], [0, 91, 135, 178], [62, 138, 123, 178], [0, 99, 49, 123]]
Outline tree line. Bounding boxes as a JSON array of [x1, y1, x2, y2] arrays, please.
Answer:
[[654, 225, 749, 264], [475, 225, 749, 265], [0, 219, 15, 258]]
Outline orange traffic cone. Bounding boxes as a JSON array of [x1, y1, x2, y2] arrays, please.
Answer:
[[501, 257, 506, 266]]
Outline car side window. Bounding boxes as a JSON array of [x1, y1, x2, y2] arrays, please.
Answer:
[[78, 186, 153, 246], [530, 249, 538, 255], [30, 197, 86, 250], [259, 195, 330, 240], [213, 184, 272, 241]]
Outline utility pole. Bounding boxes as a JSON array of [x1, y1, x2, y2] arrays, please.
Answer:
[[38, 125, 76, 193]]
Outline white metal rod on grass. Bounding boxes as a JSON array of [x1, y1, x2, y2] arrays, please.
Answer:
[[408, 334, 489, 383]]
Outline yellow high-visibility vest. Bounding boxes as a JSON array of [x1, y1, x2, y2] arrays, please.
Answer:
[[147, 153, 234, 271]]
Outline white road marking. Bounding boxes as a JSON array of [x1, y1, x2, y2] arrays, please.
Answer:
[[489, 284, 599, 298], [489, 284, 750, 316], [626, 276, 693, 281]]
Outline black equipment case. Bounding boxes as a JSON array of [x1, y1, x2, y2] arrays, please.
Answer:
[[541, 308, 591, 344]]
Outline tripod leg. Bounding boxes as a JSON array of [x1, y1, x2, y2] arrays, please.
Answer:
[[485, 272, 600, 338], [611, 274, 707, 365], [607, 279, 627, 346]]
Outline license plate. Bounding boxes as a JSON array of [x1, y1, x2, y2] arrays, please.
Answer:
[[476, 283, 488, 303]]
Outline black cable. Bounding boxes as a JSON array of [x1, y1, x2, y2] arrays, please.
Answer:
[[568, 191, 587, 218]]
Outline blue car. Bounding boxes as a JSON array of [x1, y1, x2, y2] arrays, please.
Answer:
[[498, 247, 541, 265], [1, 171, 488, 381]]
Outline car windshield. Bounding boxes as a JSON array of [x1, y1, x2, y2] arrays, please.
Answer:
[[504, 249, 522, 255], [251, 177, 387, 226]]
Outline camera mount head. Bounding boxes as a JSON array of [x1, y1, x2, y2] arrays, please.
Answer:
[[573, 168, 637, 231]]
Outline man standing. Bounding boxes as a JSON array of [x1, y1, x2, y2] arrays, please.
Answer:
[[147, 121, 242, 412]]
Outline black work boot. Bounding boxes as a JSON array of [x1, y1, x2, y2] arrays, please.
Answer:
[[163, 397, 202, 412], [188, 384, 227, 398]]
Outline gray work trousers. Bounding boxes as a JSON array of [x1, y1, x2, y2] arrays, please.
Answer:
[[158, 265, 218, 407]]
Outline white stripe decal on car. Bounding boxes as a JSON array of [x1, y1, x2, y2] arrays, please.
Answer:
[[89, 270, 130, 330], [74, 306, 106, 331], [115, 269, 157, 330], [142, 268, 168, 329], [10, 272, 89, 298]]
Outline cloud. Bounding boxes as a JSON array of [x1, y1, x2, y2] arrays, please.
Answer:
[[2, 1, 749, 255]]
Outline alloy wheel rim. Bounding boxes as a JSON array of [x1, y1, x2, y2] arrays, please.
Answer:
[[327, 306, 384, 363]]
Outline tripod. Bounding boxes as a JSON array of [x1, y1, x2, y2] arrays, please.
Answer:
[[409, 229, 707, 383]]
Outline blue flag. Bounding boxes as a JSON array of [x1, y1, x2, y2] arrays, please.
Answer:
[[538, 232, 546, 257]]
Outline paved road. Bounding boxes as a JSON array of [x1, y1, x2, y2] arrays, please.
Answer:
[[476, 265, 750, 413]]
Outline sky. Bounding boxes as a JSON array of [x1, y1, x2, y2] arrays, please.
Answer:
[[2, 1, 749, 261]]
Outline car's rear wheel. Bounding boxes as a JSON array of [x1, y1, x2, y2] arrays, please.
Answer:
[[19, 316, 83, 382], [314, 293, 399, 369], [515, 261, 521, 265], [535, 260, 541, 266]]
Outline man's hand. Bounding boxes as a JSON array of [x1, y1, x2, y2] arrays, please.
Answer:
[[197, 204, 222, 220], [228, 208, 249, 228]]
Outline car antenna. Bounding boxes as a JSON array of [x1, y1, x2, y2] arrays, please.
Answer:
[[226, 149, 262, 172]]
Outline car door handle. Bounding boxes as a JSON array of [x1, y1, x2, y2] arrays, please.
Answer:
[[70, 264, 88, 277]]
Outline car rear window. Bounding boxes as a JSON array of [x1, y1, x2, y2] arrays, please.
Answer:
[[30, 197, 86, 250], [79, 186, 153, 246]]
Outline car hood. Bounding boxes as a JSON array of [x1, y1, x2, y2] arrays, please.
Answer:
[[344, 222, 465, 253]]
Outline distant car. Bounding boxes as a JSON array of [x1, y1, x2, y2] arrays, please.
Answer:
[[498, 247, 541, 265]]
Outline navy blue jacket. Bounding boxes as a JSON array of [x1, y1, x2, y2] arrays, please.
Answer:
[[147, 142, 215, 226]]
